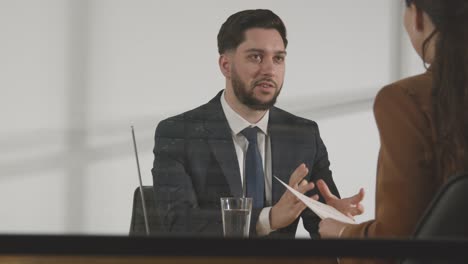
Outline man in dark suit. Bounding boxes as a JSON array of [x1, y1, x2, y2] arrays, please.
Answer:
[[152, 9, 341, 238]]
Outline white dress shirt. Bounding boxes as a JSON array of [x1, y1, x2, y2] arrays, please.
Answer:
[[220, 91, 275, 236]]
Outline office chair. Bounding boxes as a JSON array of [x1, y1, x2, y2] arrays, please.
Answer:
[[129, 186, 160, 236], [401, 172, 468, 264]]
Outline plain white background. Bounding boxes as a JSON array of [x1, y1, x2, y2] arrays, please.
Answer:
[[0, 0, 424, 235]]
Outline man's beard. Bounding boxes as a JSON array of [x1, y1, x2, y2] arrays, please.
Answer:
[[231, 67, 282, 111]]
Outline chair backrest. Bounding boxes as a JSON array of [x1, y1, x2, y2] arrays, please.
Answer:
[[129, 186, 160, 236], [401, 172, 468, 264], [412, 172, 468, 239]]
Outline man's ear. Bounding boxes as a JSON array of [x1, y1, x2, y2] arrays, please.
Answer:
[[219, 54, 231, 79]]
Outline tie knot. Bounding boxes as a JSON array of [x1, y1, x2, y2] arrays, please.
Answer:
[[241, 126, 260, 143]]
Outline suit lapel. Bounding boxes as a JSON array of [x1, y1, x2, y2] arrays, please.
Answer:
[[204, 92, 243, 197], [269, 108, 297, 205]]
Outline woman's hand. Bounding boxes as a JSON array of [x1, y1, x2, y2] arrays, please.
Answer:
[[316, 179, 365, 219], [319, 218, 349, 238]]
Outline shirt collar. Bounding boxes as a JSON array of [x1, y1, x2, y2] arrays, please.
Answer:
[[220, 90, 269, 135]]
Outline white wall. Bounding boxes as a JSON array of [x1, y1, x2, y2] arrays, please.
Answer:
[[0, 0, 424, 235]]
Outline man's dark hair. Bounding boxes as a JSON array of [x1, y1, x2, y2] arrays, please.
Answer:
[[217, 9, 288, 54]]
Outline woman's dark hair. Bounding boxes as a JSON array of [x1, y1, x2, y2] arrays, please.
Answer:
[[217, 9, 287, 54], [405, 0, 468, 179]]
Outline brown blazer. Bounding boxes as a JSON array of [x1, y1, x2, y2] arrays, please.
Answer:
[[339, 70, 445, 264]]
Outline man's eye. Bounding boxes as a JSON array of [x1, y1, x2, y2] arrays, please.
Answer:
[[275, 56, 285, 63], [249, 54, 262, 62]]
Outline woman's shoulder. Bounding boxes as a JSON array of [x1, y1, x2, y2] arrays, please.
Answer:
[[375, 71, 432, 110]]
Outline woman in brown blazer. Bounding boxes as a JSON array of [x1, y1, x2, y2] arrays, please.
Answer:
[[316, 0, 468, 250]]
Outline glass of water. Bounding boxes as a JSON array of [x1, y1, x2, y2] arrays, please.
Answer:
[[220, 197, 252, 238]]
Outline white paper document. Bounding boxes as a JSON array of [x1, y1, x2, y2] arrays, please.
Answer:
[[274, 176, 356, 224]]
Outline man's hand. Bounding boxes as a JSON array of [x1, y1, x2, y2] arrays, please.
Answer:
[[316, 179, 365, 219], [270, 164, 318, 230]]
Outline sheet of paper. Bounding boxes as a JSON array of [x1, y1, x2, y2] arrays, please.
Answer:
[[274, 176, 355, 224]]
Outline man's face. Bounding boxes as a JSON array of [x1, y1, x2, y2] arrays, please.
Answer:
[[229, 28, 286, 110]]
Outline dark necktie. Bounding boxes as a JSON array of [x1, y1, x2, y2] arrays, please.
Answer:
[[241, 127, 265, 208]]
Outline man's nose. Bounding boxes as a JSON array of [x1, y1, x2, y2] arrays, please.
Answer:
[[259, 58, 276, 76]]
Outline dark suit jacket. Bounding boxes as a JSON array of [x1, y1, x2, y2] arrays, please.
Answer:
[[152, 91, 340, 238]]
